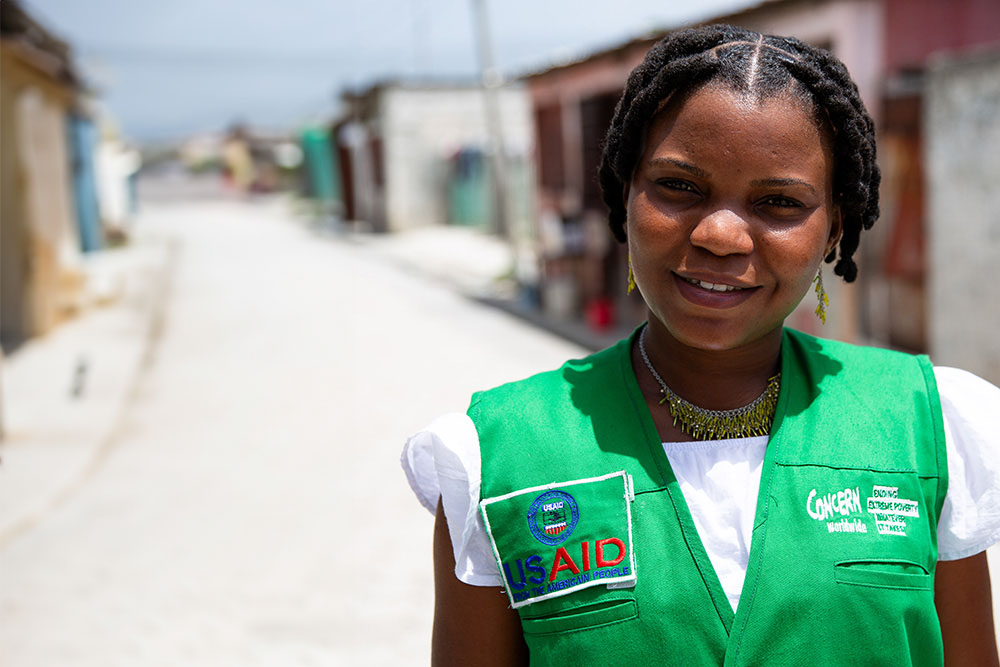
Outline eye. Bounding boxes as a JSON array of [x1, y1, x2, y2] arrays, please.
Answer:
[[655, 178, 700, 194], [760, 195, 803, 209]]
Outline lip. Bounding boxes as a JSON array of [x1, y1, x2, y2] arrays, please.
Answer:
[[673, 272, 760, 308]]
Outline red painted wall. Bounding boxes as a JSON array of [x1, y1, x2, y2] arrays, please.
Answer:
[[884, 0, 1000, 72]]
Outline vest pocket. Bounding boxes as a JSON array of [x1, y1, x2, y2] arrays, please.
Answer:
[[834, 558, 933, 590], [521, 599, 638, 636]]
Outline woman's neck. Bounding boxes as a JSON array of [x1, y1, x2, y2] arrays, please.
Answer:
[[636, 316, 783, 411]]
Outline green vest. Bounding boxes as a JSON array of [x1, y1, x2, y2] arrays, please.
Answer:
[[470, 328, 947, 666]]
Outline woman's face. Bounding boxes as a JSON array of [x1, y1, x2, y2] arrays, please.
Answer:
[[626, 83, 842, 352]]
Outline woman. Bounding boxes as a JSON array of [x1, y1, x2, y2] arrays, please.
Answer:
[[403, 25, 1000, 666]]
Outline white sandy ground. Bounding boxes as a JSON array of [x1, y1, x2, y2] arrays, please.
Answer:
[[0, 193, 583, 666]]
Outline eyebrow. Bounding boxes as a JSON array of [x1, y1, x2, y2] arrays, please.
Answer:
[[750, 177, 818, 195], [647, 158, 820, 195], [647, 157, 708, 179]]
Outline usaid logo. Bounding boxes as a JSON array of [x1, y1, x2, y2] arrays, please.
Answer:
[[527, 490, 579, 546]]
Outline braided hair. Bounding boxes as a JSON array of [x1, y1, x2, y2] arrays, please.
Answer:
[[599, 24, 879, 282]]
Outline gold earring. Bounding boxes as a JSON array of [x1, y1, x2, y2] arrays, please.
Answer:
[[813, 269, 829, 324], [627, 254, 636, 294]]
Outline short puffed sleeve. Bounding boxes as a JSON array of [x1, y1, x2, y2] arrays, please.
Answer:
[[935, 367, 1000, 560], [401, 413, 503, 586]]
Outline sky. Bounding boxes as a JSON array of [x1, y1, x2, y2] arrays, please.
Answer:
[[23, 0, 758, 142]]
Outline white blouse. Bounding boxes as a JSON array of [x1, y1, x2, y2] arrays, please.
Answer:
[[402, 366, 1000, 612]]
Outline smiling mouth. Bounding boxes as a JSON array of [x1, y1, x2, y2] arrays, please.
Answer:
[[679, 276, 749, 292]]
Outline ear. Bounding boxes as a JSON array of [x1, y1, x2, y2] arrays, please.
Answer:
[[621, 182, 632, 238], [826, 206, 843, 257]]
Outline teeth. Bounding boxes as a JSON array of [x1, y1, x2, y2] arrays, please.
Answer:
[[684, 277, 744, 292]]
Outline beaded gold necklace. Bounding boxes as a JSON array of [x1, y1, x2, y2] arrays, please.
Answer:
[[638, 325, 780, 440]]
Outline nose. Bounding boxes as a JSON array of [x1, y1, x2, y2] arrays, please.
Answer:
[[689, 208, 754, 256]]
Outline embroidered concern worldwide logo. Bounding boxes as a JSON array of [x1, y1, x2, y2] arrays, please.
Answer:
[[527, 490, 579, 546]]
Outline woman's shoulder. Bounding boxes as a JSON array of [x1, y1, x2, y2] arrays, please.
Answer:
[[470, 335, 632, 406], [784, 328, 999, 392], [401, 413, 480, 513], [935, 366, 1000, 397], [935, 366, 1000, 438], [784, 328, 927, 367], [935, 367, 1000, 560], [401, 414, 504, 585]]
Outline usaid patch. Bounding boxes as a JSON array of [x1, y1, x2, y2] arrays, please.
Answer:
[[480, 471, 636, 609]]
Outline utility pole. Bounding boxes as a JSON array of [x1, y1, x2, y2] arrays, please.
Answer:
[[470, 0, 512, 240], [0, 346, 5, 443]]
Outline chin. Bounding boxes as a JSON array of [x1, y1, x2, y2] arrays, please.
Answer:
[[661, 317, 782, 353]]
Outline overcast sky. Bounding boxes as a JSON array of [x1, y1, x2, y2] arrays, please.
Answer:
[[23, 0, 757, 142]]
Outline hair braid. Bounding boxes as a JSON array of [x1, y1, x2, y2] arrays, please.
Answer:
[[599, 25, 881, 282], [784, 59, 878, 280]]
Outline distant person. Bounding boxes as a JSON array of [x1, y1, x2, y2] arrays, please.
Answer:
[[221, 124, 256, 194], [403, 25, 1000, 666]]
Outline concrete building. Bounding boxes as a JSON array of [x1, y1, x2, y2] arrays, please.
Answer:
[[1, 1, 143, 351], [926, 50, 1000, 384], [866, 0, 1000, 354], [335, 81, 534, 234], [0, 1, 86, 347]]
